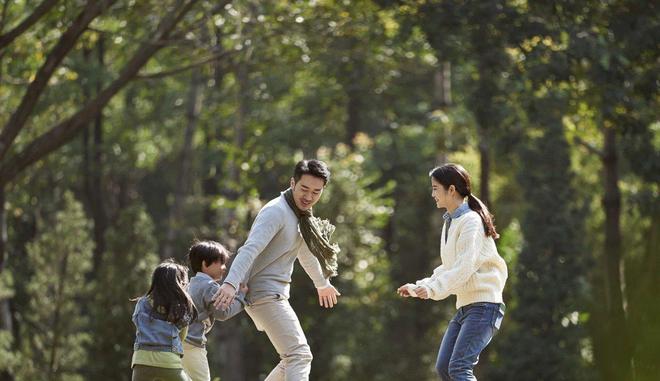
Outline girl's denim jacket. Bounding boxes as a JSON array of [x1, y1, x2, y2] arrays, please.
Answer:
[[132, 297, 187, 356]]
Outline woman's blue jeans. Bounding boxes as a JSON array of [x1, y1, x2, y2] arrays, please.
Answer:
[[435, 302, 505, 381]]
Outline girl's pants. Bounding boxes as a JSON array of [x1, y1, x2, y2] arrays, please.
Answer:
[[435, 302, 505, 381], [132, 365, 191, 381]]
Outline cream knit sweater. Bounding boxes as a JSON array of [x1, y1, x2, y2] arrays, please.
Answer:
[[415, 210, 508, 309]]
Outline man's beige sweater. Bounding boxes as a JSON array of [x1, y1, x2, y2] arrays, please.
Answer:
[[224, 194, 329, 302]]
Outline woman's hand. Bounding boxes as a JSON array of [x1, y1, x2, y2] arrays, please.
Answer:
[[413, 286, 429, 299], [397, 284, 412, 297]]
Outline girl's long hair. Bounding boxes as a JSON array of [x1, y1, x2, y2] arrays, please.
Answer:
[[430, 163, 499, 239], [144, 259, 197, 327]]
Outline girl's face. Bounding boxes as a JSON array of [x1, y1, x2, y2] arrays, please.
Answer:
[[431, 177, 455, 209]]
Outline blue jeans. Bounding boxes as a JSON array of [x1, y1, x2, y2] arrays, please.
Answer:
[[435, 302, 505, 381]]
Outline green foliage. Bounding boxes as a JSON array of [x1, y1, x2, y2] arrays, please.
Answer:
[[87, 204, 160, 381], [16, 192, 93, 381], [0, 1, 657, 380]]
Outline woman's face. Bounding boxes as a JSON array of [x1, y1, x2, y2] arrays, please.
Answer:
[[431, 177, 449, 209]]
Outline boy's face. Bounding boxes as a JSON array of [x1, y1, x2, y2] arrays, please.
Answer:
[[202, 259, 227, 280]]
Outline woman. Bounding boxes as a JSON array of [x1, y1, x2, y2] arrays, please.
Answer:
[[398, 163, 508, 381]]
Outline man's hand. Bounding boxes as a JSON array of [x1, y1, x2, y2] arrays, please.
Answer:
[[317, 284, 341, 308], [213, 283, 237, 309]]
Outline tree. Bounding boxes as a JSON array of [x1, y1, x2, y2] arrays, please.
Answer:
[[17, 192, 93, 381], [87, 204, 159, 381]]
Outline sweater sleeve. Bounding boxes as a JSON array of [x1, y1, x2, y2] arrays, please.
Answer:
[[223, 205, 284, 289], [204, 282, 245, 321], [419, 217, 484, 301], [296, 244, 330, 289]]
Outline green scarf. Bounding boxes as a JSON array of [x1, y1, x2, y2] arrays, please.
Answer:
[[284, 188, 339, 278]]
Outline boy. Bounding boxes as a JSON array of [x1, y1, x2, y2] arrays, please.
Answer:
[[183, 240, 247, 381]]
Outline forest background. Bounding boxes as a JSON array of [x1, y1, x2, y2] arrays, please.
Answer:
[[0, 1, 657, 380]]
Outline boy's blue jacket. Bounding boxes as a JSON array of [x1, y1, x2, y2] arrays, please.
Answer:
[[185, 272, 246, 348]]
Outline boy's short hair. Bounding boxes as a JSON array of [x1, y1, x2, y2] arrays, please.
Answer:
[[188, 240, 231, 273]]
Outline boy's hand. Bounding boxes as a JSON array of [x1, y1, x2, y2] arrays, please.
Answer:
[[213, 283, 237, 309], [317, 284, 340, 308], [239, 283, 248, 294]]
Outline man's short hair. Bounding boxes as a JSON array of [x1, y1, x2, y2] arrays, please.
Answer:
[[188, 240, 231, 273], [293, 159, 331, 185]]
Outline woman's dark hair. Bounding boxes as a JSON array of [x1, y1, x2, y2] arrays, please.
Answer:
[[429, 163, 499, 239], [188, 240, 231, 273], [293, 159, 331, 185], [145, 259, 197, 327]]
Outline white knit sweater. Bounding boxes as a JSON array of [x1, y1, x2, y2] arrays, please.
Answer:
[[415, 210, 508, 309]]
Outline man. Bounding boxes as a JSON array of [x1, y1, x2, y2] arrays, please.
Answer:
[[214, 159, 341, 381]]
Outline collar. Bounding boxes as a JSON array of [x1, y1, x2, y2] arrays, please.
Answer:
[[443, 202, 471, 221], [195, 272, 214, 281]]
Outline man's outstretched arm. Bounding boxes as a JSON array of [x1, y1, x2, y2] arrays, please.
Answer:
[[298, 245, 340, 308]]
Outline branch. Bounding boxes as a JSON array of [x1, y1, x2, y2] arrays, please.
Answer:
[[135, 50, 233, 80], [0, 0, 203, 188], [0, 0, 117, 161], [0, 0, 61, 51], [573, 136, 604, 158]]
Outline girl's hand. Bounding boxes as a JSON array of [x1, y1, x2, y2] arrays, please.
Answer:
[[414, 286, 429, 299], [397, 284, 411, 297]]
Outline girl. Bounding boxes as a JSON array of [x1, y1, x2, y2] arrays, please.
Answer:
[[131, 259, 197, 381], [397, 163, 508, 381]]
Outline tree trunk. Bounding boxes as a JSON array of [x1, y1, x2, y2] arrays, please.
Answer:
[[82, 37, 108, 273], [478, 136, 491, 208], [219, 55, 248, 381], [202, 26, 225, 227], [345, 83, 362, 148], [433, 62, 452, 108], [599, 125, 632, 381], [47, 250, 69, 381], [226, 59, 248, 200], [0, 186, 13, 381], [162, 70, 204, 259]]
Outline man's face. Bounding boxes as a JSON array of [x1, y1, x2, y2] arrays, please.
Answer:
[[290, 174, 325, 211]]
